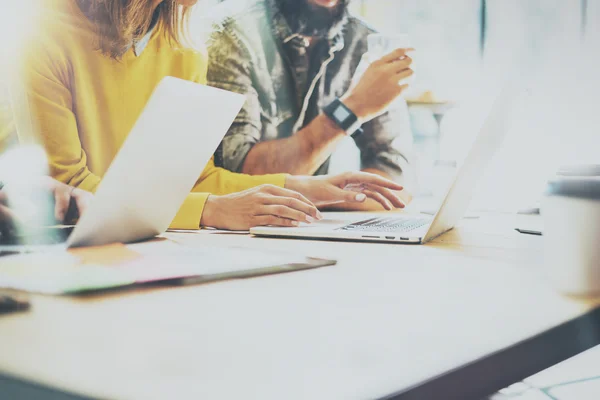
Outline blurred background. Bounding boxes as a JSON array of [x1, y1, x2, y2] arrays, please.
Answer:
[[348, 0, 599, 212], [3, 0, 599, 212], [0, 1, 39, 152]]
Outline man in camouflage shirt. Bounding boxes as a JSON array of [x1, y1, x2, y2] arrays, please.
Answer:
[[208, 0, 416, 208]]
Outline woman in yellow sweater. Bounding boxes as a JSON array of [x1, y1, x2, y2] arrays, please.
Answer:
[[21, 0, 405, 230]]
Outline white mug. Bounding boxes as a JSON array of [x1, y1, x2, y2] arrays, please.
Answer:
[[541, 176, 600, 296]]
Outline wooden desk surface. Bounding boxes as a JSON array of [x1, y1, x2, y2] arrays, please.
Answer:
[[0, 212, 599, 400]]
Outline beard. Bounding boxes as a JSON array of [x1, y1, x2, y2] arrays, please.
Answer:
[[275, 0, 349, 37]]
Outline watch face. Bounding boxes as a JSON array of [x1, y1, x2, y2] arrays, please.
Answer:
[[332, 105, 351, 123]]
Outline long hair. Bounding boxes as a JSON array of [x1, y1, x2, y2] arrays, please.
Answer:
[[78, 0, 193, 59]]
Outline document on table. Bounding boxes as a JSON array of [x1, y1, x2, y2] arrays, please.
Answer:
[[0, 243, 336, 295], [129, 243, 336, 282]]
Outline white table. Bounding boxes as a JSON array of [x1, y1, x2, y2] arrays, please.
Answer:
[[0, 212, 598, 399]]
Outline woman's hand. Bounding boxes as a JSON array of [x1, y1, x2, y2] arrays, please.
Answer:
[[285, 172, 406, 211], [200, 184, 323, 230], [0, 177, 93, 234], [42, 177, 92, 222]]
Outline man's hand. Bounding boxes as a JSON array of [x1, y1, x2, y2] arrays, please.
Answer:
[[360, 167, 413, 208], [0, 177, 93, 234], [285, 172, 406, 211], [343, 48, 414, 122], [200, 185, 323, 230]]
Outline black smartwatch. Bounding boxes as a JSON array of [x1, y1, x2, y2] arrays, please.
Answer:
[[322, 98, 363, 138]]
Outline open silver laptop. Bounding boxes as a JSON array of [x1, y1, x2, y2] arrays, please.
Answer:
[[1, 76, 244, 251], [251, 82, 522, 244]]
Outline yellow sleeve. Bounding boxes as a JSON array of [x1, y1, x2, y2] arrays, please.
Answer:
[[20, 44, 100, 190], [192, 157, 287, 195], [20, 40, 101, 192], [166, 158, 286, 230], [166, 50, 287, 230], [169, 193, 209, 230], [167, 161, 285, 230]]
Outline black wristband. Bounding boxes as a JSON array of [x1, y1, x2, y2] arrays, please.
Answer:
[[322, 98, 362, 136]]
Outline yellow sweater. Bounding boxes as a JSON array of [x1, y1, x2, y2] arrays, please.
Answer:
[[21, 0, 286, 229]]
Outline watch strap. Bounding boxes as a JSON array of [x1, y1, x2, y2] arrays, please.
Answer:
[[322, 98, 362, 136]]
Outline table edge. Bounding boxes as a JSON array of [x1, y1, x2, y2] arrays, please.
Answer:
[[381, 306, 600, 400]]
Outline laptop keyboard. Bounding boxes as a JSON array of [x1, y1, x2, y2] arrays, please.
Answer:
[[337, 217, 430, 233]]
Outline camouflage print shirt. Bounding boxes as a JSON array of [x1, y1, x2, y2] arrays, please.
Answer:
[[208, 0, 414, 181]]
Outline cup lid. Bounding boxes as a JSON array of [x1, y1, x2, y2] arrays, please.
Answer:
[[556, 164, 600, 177], [546, 177, 600, 200]]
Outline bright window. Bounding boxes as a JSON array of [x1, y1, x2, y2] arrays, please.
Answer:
[[356, 0, 596, 211]]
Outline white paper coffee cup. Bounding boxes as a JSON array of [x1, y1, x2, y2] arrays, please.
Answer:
[[368, 33, 411, 60], [367, 33, 414, 85], [542, 176, 600, 296]]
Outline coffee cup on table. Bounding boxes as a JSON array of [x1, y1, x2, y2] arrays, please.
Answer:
[[541, 166, 600, 296]]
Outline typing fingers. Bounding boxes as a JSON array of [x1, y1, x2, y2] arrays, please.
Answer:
[[361, 189, 394, 210], [363, 184, 406, 209], [252, 215, 300, 227], [262, 185, 316, 208], [258, 204, 315, 224], [263, 195, 322, 220], [340, 172, 404, 191]]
